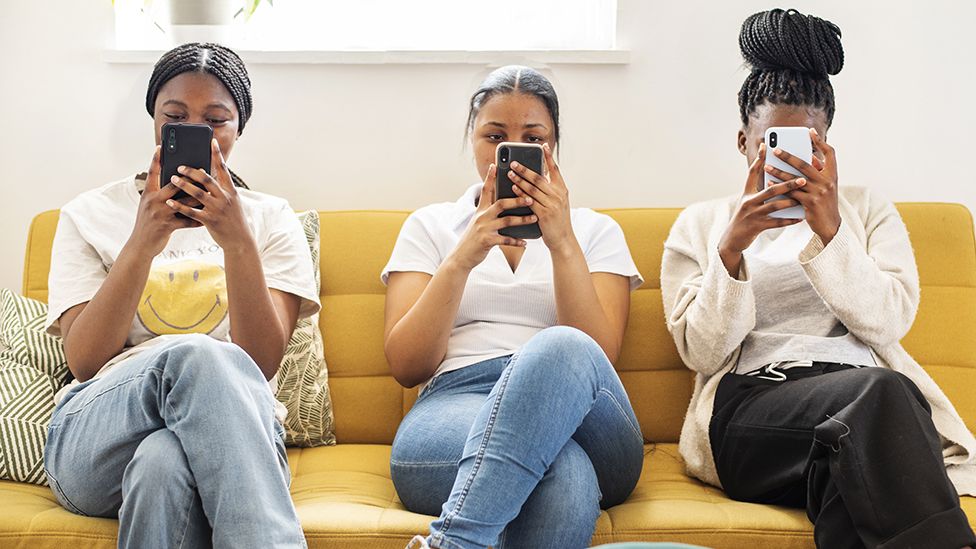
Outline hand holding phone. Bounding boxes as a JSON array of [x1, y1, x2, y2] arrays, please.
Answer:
[[495, 142, 543, 240], [161, 123, 213, 201], [763, 127, 812, 220], [765, 127, 842, 243]]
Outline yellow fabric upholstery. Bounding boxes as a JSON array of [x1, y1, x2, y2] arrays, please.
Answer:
[[4, 204, 974, 548]]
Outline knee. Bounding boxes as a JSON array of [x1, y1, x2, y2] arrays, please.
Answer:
[[517, 327, 609, 380], [162, 334, 264, 385], [123, 430, 193, 492], [854, 367, 920, 403]]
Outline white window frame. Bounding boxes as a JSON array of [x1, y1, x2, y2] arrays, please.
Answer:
[[108, 0, 627, 65]]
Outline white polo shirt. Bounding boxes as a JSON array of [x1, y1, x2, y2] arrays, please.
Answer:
[[382, 183, 643, 387]]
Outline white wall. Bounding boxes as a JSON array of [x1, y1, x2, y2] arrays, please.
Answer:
[[1, 1, 974, 293]]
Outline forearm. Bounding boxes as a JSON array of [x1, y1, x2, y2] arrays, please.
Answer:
[[551, 237, 622, 362], [224, 238, 288, 380], [64, 242, 152, 381], [800, 221, 919, 346], [385, 258, 470, 387], [662, 245, 757, 375]]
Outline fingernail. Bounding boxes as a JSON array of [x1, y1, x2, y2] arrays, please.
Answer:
[[166, 199, 175, 207], [511, 161, 519, 168], [171, 175, 179, 183], [177, 166, 185, 173], [797, 178, 806, 185], [524, 197, 533, 205], [212, 138, 219, 147], [811, 128, 819, 136]]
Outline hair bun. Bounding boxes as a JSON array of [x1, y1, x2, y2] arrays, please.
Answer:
[[739, 8, 844, 78]]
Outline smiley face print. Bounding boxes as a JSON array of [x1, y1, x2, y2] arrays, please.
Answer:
[[137, 260, 228, 336]]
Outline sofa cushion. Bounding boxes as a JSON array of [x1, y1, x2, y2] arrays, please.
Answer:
[[2, 443, 973, 549]]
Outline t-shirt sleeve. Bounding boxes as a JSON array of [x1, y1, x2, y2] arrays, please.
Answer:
[[46, 210, 109, 336], [260, 204, 322, 319], [581, 212, 644, 291], [381, 210, 442, 285]]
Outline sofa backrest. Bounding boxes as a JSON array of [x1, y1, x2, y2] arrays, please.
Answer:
[[22, 204, 976, 444]]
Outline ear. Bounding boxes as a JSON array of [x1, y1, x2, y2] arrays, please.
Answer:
[[737, 128, 748, 156]]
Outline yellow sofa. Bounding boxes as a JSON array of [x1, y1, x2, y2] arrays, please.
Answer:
[[2, 204, 975, 549]]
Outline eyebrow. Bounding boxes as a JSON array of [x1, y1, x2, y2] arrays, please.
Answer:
[[160, 99, 233, 113], [485, 121, 549, 130]]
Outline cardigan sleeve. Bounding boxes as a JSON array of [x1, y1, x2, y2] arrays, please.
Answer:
[[661, 207, 757, 376], [798, 191, 920, 348]]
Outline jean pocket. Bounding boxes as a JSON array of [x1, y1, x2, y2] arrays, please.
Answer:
[[45, 470, 89, 516]]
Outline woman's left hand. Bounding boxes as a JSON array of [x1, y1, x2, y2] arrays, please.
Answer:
[[764, 128, 842, 244], [508, 143, 577, 254], [166, 139, 254, 253]]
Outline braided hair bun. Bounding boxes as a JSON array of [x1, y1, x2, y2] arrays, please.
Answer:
[[737, 9, 844, 127], [740, 9, 843, 77], [146, 43, 253, 134]]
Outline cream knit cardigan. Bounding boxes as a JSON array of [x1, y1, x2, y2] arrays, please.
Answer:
[[660, 186, 976, 496]]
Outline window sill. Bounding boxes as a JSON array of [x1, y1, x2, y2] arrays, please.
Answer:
[[103, 48, 630, 65]]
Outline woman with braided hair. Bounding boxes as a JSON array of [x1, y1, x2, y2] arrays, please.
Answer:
[[661, 9, 976, 548], [43, 42, 317, 548]]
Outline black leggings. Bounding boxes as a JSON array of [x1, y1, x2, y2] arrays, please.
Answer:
[[710, 363, 975, 549]]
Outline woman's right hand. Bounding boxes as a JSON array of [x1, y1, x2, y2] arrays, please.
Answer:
[[127, 146, 201, 258], [718, 143, 807, 277], [446, 163, 538, 272]]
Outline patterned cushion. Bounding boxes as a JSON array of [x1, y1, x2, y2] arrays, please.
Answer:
[[276, 211, 335, 446], [0, 288, 69, 485]]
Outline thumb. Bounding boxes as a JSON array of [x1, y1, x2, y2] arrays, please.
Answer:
[[478, 164, 496, 210], [744, 143, 766, 195], [147, 146, 162, 193]]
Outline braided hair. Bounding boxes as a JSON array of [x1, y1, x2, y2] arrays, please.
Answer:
[[465, 65, 560, 147], [146, 43, 252, 188], [738, 9, 844, 128]]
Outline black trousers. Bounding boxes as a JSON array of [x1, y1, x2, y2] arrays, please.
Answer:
[[710, 363, 976, 549]]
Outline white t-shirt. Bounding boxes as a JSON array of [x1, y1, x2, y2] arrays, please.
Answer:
[[734, 221, 876, 377], [46, 175, 321, 422], [381, 183, 643, 388]]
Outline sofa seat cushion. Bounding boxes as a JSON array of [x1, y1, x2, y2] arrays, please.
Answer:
[[2, 443, 973, 549]]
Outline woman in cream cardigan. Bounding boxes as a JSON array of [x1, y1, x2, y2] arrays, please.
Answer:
[[661, 9, 976, 549]]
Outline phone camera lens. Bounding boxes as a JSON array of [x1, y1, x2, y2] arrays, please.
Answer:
[[499, 146, 510, 164], [769, 132, 778, 147]]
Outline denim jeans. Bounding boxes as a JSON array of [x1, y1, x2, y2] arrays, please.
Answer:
[[44, 334, 307, 549], [391, 326, 645, 549]]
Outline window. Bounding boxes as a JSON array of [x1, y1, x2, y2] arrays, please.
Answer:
[[112, 0, 621, 63]]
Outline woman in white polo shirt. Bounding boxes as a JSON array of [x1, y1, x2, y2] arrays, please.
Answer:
[[382, 66, 645, 549]]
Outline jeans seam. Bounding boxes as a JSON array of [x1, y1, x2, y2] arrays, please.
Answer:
[[596, 387, 643, 445], [438, 358, 516, 538], [47, 474, 88, 516], [174, 473, 197, 549], [60, 368, 165, 418]]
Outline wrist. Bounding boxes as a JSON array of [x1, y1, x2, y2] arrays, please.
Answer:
[[442, 253, 475, 277], [548, 234, 582, 260], [220, 233, 259, 259], [122, 232, 160, 262]]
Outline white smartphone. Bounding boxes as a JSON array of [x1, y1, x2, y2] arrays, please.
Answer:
[[763, 126, 812, 220]]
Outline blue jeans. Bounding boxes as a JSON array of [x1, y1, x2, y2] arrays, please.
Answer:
[[391, 326, 645, 549], [44, 334, 306, 549]]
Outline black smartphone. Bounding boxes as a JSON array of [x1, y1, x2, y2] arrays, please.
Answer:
[[495, 142, 543, 240], [160, 123, 213, 199]]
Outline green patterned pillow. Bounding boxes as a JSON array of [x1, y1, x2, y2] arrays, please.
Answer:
[[275, 210, 335, 447], [0, 288, 69, 485]]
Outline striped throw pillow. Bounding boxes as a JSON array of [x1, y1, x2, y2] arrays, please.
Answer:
[[0, 288, 69, 485]]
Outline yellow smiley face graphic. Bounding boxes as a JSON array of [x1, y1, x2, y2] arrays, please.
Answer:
[[137, 260, 228, 336]]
